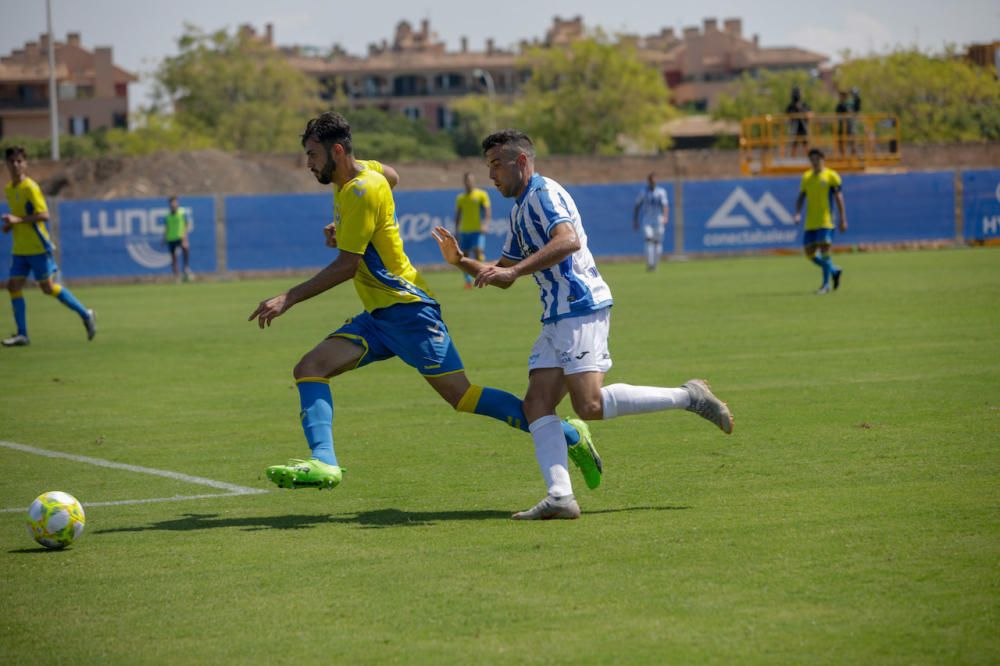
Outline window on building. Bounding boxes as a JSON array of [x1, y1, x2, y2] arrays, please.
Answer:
[[403, 106, 422, 121], [114, 83, 127, 97], [112, 113, 128, 129], [393, 75, 427, 96], [437, 106, 455, 130], [68, 116, 90, 136], [434, 73, 465, 93], [57, 83, 77, 100]]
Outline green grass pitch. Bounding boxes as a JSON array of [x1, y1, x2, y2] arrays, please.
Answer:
[[1, 248, 998, 664]]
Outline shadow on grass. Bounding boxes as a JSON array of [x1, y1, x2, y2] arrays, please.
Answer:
[[89, 505, 690, 534]]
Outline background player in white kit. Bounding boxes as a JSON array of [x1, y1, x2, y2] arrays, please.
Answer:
[[432, 129, 734, 520], [633, 173, 669, 272]]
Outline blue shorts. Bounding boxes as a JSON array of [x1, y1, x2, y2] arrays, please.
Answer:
[[459, 232, 486, 254], [167, 240, 184, 253], [803, 229, 834, 247], [329, 302, 465, 377], [10, 253, 58, 280]]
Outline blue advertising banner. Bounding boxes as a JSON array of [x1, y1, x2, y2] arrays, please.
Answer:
[[962, 169, 1000, 241], [226, 182, 667, 272], [682, 171, 955, 253], [58, 197, 216, 279]]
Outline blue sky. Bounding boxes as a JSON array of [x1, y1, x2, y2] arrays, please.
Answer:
[[1, 0, 997, 111]]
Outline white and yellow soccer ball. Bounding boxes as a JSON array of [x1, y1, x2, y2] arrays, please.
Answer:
[[26, 491, 86, 549]]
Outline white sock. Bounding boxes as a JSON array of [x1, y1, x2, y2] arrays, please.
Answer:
[[528, 415, 573, 497], [646, 242, 656, 269], [600, 383, 691, 420]]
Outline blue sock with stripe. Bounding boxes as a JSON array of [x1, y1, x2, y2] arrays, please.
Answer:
[[10, 291, 27, 336], [296, 378, 337, 466], [51, 284, 89, 319], [820, 253, 834, 286], [457, 385, 580, 446]]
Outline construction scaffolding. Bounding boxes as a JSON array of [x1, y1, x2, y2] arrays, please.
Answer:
[[739, 113, 902, 176]]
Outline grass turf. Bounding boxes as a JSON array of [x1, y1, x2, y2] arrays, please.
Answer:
[[1, 247, 998, 665]]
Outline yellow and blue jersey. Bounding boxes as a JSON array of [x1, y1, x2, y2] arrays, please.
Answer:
[[800, 167, 842, 230], [455, 188, 491, 233], [4, 177, 53, 255], [333, 160, 437, 313]]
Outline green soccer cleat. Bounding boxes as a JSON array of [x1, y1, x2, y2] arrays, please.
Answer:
[[266, 458, 343, 490], [566, 418, 602, 490]]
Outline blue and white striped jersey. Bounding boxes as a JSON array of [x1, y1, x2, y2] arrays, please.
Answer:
[[501, 174, 613, 323], [636, 186, 669, 226]]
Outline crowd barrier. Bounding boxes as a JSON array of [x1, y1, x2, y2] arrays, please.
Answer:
[[1, 169, 993, 280]]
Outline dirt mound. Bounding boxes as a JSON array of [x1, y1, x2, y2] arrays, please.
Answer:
[[39, 150, 316, 200]]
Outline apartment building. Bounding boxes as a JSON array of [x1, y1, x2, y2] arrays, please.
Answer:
[[269, 16, 826, 130], [0, 32, 136, 140]]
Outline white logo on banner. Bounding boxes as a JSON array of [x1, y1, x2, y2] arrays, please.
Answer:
[[81, 207, 194, 269], [706, 188, 794, 228], [703, 187, 797, 247], [396, 213, 505, 243]]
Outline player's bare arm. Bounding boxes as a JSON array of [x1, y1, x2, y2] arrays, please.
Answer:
[[835, 191, 848, 232], [432, 225, 495, 275], [248, 251, 362, 328], [475, 222, 580, 289], [793, 192, 806, 224], [2, 211, 48, 225], [381, 164, 400, 189]]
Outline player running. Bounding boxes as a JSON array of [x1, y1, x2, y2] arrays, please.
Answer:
[[2, 146, 96, 347], [432, 129, 733, 520], [793, 148, 847, 294], [248, 112, 600, 492], [454, 172, 491, 288]]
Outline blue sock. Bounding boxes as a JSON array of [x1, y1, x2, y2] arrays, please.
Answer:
[[810, 255, 824, 269], [52, 284, 89, 318], [10, 292, 27, 336], [456, 385, 580, 446], [820, 254, 833, 286], [297, 379, 337, 466]]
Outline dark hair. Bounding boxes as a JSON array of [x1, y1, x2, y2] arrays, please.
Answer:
[[4, 146, 27, 160], [301, 112, 352, 153], [481, 129, 535, 160], [168, 195, 179, 202], [808, 148, 824, 158]]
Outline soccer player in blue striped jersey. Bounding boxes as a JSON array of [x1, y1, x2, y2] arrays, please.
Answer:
[[432, 129, 734, 520], [633, 173, 669, 271], [2, 146, 96, 347], [248, 112, 600, 492]]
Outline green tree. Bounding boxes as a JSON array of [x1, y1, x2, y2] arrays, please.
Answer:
[[153, 24, 323, 152], [516, 35, 676, 154], [347, 106, 457, 161], [835, 49, 1000, 142], [713, 69, 836, 121], [449, 94, 523, 156]]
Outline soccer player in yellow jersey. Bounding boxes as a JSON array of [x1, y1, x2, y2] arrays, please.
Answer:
[[248, 112, 600, 492], [794, 148, 848, 294], [454, 172, 491, 288], [2, 146, 96, 347]]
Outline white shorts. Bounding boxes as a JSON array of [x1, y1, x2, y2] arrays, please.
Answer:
[[528, 308, 612, 375], [643, 223, 665, 242]]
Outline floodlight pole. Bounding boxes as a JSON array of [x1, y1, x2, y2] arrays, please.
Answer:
[[472, 68, 496, 129], [46, 0, 60, 160]]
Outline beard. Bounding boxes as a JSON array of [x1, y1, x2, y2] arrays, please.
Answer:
[[314, 158, 335, 185]]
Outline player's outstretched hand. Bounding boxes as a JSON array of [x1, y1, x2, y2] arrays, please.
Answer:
[[248, 293, 291, 329], [323, 222, 338, 248], [474, 265, 518, 289], [430, 226, 462, 265]]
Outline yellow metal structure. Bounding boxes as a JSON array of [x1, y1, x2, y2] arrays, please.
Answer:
[[739, 113, 901, 176]]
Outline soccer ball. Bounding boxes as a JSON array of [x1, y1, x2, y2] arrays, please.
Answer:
[[26, 491, 86, 550]]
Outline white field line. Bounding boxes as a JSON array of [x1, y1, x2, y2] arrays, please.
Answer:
[[0, 440, 267, 513]]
